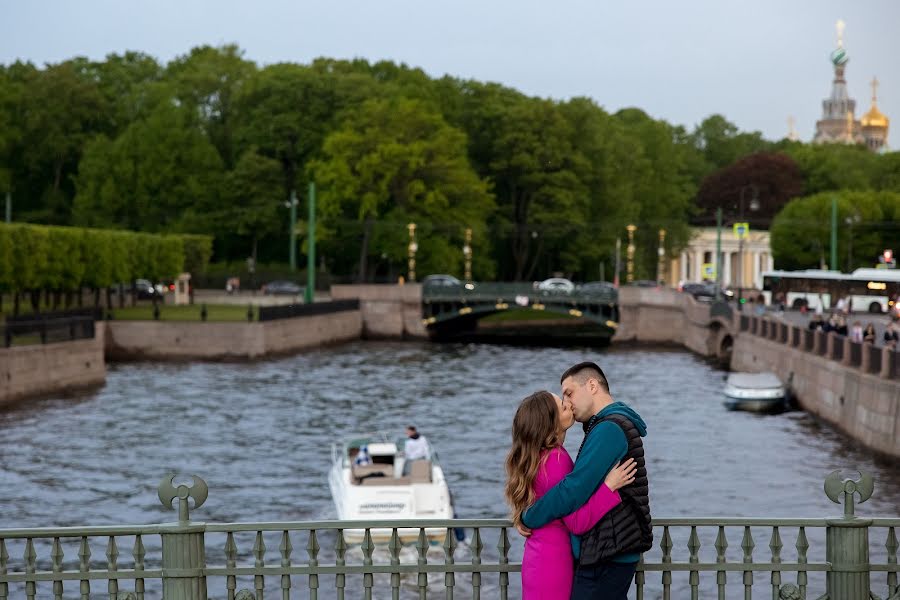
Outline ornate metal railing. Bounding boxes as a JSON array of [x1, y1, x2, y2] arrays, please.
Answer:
[[0, 472, 897, 599]]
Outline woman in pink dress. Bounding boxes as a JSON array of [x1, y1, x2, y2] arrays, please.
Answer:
[[505, 390, 636, 599]]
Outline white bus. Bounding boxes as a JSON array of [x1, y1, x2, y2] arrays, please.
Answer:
[[761, 268, 900, 315]]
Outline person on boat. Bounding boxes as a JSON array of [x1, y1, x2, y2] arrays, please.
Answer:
[[505, 389, 636, 600], [402, 425, 430, 474], [517, 362, 651, 600], [353, 444, 371, 466]]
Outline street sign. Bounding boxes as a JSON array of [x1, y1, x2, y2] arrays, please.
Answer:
[[733, 223, 750, 239], [702, 263, 716, 280]]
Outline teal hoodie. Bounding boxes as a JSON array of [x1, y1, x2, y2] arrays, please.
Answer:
[[521, 401, 648, 563]]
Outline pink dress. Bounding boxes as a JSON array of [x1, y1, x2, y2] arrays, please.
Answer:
[[521, 446, 621, 599]]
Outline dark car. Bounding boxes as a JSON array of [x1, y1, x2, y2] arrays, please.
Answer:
[[262, 280, 303, 295], [110, 279, 164, 300], [681, 282, 733, 301], [629, 280, 660, 288], [422, 274, 462, 288], [580, 281, 617, 297]]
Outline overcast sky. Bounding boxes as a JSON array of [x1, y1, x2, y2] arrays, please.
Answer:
[[2, 1, 898, 143]]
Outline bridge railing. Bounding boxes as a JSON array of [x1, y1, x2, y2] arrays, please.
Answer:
[[0, 473, 897, 600], [422, 282, 617, 305]]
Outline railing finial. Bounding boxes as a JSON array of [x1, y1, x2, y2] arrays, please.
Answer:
[[158, 474, 208, 522], [824, 470, 874, 517]]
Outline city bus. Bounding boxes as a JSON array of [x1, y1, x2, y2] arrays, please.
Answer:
[[761, 268, 900, 315]]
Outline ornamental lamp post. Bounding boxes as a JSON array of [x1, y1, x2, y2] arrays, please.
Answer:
[[626, 224, 637, 284], [463, 228, 473, 281], [407, 223, 418, 282], [657, 228, 666, 285], [737, 185, 760, 308]]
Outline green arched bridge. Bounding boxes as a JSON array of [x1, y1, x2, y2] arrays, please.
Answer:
[[421, 282, 618, 332]]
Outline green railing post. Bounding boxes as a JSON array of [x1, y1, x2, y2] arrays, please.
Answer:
[[158, 475, 209, 600], [824, 470, 875, 599], [306, 181, 316, 305]]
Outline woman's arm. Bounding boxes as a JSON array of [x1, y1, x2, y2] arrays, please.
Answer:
[[561, 481, 621, 535]]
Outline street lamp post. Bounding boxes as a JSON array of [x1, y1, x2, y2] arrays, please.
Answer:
[[286, 189, 298, 271], [407, 223, 418, 282], [656, 229, 666, 285], [737, 185, 760, 308], [463, 228, 472, 281], [845, 213, 861, 271], [626, 224, 637, 284]]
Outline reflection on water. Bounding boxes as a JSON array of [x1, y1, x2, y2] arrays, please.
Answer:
[[1, 341, 899, 598]]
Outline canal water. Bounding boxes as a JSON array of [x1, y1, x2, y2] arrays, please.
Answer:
[[2, 341, 899, 598]]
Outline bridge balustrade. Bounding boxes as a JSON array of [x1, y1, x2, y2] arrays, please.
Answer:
[[0, 474, 897, 600]]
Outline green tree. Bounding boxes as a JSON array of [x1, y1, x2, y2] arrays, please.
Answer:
[[73, 103, 224, 232], [19, 60, 108, 223], [770, 191, 900, 271], [167, 45, 256, 169], [312, 97, 495, 281], [219, 149, 285, 265]]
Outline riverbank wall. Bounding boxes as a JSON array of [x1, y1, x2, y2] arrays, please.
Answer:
[[104, 305, 363, 361], [331, 284, 427, 339], [614, 286, 734, 363], [731, 315, 900, 459], [0, 324, 106, 407]]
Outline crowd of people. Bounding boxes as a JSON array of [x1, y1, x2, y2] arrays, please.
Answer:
[[807, 312, 898, 349]]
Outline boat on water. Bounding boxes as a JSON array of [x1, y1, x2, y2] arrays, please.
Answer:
[[329, 433, 453, 545], [723, 372, 787, 412]]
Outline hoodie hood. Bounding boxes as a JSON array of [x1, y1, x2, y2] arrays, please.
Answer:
[[596, 401, 647, 437]]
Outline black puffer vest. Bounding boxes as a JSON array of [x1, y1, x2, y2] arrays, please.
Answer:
[[577, 412, 652, 566]]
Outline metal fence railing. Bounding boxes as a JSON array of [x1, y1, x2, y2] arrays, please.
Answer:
[[2, 315, 96, 348], [745, 315, 898, 380], [0, 472, 897, 599], [258, 299, 360, 322]]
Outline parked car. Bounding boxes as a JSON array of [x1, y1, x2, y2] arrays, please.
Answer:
[[680, 281, 733, 301], [537, 278, 575, 294], [262, 280, 303, 295], [110, 279, 164, 300], [422, 274, 462, 288], [580, 281, 616, 296]]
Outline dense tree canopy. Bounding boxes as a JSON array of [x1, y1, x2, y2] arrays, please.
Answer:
[[2, 46, 899, 282]]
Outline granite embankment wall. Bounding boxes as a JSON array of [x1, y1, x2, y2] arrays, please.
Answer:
[[331, 284, 427, 339], [0, 323, 107, 407], [104, 308, 363, 361], [732, 315, 900, 459], [614, 287, 733, 362]]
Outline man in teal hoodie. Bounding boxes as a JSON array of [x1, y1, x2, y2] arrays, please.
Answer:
[[520, 361, 651, 599]]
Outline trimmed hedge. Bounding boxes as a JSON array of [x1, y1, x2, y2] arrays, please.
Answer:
[[0, 223, 212, 293]]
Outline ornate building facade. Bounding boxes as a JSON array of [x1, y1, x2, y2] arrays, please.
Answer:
[[813, 20, 889, 151]]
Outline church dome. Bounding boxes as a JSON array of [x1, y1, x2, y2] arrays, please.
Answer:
[[830, 47, 849, 66], [861, 105, 889, 128]]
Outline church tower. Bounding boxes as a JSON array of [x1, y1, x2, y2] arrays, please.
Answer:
[[814, 20, 865, 145], [861, 77, 890, 152]]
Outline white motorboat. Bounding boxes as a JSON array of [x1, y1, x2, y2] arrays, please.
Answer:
[[328, 434, 453, 545], [723, 372, 787, 412]]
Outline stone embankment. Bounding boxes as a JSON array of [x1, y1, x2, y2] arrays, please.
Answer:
[[105, 304, 362, 361], [331, 284, 426, 339], [614, 286, 734, 364], [0, 323, 106, 407], [732, 315, 900, 459]]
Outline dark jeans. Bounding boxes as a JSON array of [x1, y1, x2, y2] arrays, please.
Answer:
[[570, 561, 637, 600]]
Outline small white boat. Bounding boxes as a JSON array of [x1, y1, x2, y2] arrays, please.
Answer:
[[723, 372, 787, 412], [328, 434, 453, 545]]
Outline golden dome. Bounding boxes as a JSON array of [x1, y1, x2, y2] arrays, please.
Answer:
[[862, 76, 889, 129], [861, 104, 889, 128]]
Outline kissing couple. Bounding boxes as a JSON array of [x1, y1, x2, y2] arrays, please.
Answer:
[[504, 361, 652, 599]]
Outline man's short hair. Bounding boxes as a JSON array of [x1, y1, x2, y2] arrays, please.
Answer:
[[407, 425, 417, 433], [560, 361, 610, 393]]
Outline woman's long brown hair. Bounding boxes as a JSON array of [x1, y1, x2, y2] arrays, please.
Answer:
[[504, 391, 562, 527]]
